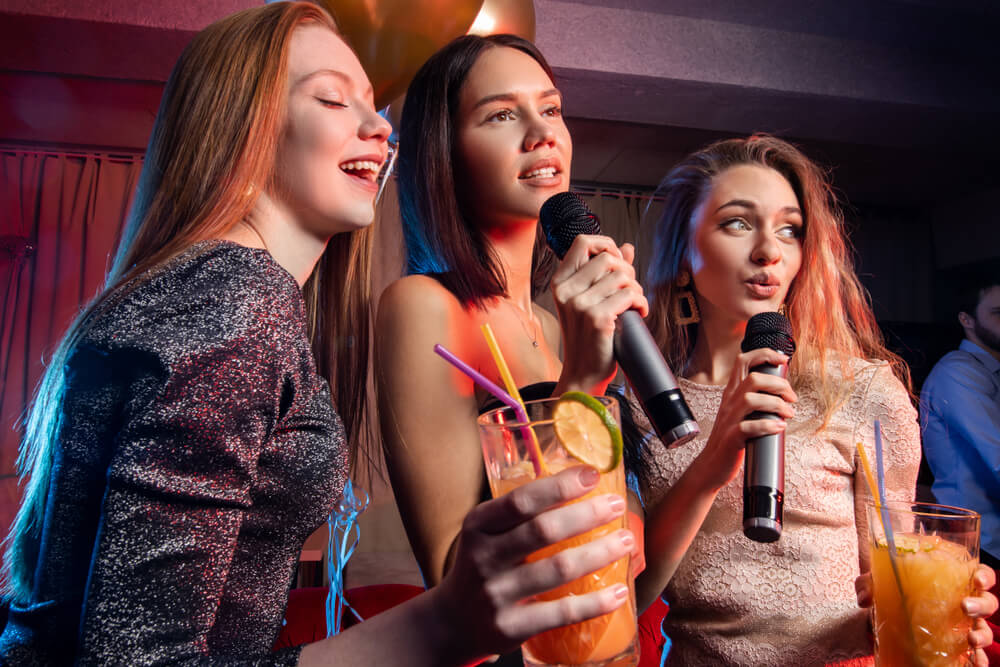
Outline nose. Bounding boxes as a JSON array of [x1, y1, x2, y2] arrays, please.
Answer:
[[751, 230, 781, 266], [523, 113, 556, 152], [360, 106, 392, 144]]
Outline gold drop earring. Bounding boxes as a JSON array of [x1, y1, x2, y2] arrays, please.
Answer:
[[674, 271, 700, 325]]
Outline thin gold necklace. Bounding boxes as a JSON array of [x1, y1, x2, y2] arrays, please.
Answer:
[[506, 298, 540, 348]]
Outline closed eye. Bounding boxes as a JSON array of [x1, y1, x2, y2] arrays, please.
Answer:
[[317, 98, 347, 108]]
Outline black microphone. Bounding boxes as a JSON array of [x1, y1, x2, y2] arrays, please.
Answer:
[[740, 311, 796, 543], [539, 192, 699, 448]]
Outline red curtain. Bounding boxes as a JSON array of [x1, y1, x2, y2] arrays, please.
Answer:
[[0, 149, 141, 537]]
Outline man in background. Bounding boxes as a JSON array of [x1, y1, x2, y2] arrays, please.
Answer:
[[921, 273, 1000, 573]]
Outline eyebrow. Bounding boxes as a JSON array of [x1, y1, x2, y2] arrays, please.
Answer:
[[471, 87, 561, 111], [715, 198, 802, 216], [296, 68, 374, 99]]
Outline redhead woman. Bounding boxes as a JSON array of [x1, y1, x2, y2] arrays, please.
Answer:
[[630, 134, 997, 666]]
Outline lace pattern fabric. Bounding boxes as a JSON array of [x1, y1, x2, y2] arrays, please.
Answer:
[[637, 359, 920, 667]]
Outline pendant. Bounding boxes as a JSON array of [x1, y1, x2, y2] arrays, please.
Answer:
[[532, 340, 539, 348]]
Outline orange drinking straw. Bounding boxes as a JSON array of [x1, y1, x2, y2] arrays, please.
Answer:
[[481, 323, 549, 476]]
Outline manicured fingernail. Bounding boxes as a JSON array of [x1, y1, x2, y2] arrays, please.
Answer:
[[963, 599, 981, 615], [613, 584, 629, 600], [619, 531, 634, 549], [579, 467, 600, 486], [607, 495, 626, 513]]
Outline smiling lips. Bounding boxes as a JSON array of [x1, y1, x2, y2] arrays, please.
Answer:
[[518, 159, 561, 182], [339, 159, 383, 183]]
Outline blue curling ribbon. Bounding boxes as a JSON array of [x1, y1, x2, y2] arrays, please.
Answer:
[[325, 479, 370, 637]]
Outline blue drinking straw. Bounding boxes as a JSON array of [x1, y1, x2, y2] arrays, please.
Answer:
[[874, 419, 898, 558]]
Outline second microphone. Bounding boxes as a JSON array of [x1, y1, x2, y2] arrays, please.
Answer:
[[539, 192, 699, 448]]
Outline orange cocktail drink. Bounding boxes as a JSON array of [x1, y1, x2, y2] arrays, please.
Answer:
[[479, 396, 638, 667], [866, 501, 980, 667]]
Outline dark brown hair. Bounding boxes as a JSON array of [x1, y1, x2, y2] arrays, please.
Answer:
[[396, 33, 556, 308]]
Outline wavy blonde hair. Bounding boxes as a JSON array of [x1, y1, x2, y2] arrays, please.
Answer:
[[645, 134, 909, 420], [4, 2, 376, 602]]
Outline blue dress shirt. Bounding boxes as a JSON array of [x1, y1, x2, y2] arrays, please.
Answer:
[[920, 340, 1000, 558]]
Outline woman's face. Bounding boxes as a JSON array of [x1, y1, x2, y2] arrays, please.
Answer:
[[687, 164, 804, 325], [273, 24, 391, 237], [454, 46, 572, 229]]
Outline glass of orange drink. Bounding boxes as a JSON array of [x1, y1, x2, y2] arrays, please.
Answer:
[[478, 394, 638, 667], [866, 500, 980, 667]]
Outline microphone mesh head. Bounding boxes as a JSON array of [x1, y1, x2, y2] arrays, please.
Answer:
[[741, 312, 796, 357], [539, 192, 601, 259]]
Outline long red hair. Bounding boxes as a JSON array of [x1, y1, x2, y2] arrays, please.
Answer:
[[4, 2, 376, 601], [645, 134, 910, 419]]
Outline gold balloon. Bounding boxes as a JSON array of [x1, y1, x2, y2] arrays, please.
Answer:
[[467, 0, 536, 41], [322, 0, 485, 109]]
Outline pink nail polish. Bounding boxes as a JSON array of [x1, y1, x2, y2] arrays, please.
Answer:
[[579, 467, 599, 486], [613, 584, 628, 600], [620, 531, 634, 549], [608, 495, 626, 513]]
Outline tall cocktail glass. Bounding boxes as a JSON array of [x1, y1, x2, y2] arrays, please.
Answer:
[[866, 500, 980, 667], [478, 396, 638, 667]]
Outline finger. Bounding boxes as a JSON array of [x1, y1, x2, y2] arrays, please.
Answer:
[[487, 529, 633, 602], [554, 251, 634, 303], [735, 349, 792, 381], [465, 466, 601, 535], [738, 418, 787, 440], [488, 493, 627, 567], [963, 590, 998, 618], [854, 573, 873, 607], [743, 372, 798, 405], [968, 618, 993, 649], [620, 243, 636, 265], [974, 563, 997, 591], [551, 235, 622, 282], [496, 582, 629, 643], [742, 392, 796, 421]]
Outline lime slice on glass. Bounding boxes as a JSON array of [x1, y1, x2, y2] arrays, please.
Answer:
[[552, 391, 623, 473]]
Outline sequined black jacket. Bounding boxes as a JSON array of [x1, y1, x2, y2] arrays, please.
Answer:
[[1, 242, 347, 665]]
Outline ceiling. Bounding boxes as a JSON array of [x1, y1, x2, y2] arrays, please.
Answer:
[[534, 0, 1000, 209], [2, 0, 998, 212]]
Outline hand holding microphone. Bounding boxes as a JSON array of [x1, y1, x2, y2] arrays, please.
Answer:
[[539, 192, 699, 448], [740, 312, 796, 543]]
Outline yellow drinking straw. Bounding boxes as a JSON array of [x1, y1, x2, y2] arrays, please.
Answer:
[[481, 323, 549, 476]]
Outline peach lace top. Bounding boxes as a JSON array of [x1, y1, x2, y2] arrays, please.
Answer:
[[635, 359, 920, 666]]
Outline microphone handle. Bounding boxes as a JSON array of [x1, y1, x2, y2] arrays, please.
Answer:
[[613, 310, 699, 448], [743, 362, 786, 543]]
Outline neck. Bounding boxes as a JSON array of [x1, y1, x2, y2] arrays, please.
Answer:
[[220, 191, 328, 287], [483, 219, 538, 311], [687, 304, 748, 385], [967, 334, 1000, 362]]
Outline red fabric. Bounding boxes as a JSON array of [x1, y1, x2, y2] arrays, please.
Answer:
[[638, 597, 669, 667], [987, 620, 1000, 667], [274, 584, 424, 649], [277, 584, 671, 665]]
